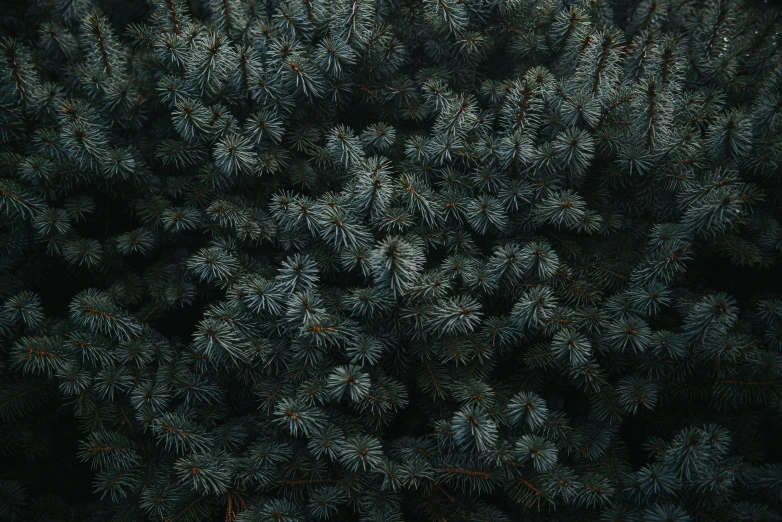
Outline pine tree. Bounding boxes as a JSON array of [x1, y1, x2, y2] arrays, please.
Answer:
[[1, 0, 782, 521]]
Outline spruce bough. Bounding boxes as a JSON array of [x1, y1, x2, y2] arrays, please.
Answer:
[[1, 0, 782, 520]]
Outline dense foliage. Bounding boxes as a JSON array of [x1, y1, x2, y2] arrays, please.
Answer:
[[1, 0, 782, 520]]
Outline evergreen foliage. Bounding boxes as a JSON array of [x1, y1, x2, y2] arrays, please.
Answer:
[[0, 0, 782, 520]]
